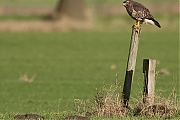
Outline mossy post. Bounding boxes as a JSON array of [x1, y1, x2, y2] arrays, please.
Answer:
[[122, 26, 141, 108]]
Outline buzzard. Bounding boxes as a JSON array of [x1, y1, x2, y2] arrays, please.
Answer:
[[123, 0, 161, 28]]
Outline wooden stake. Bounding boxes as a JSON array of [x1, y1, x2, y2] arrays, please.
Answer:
[[122, 26, 141, 107], [143, 59, 156, 106]]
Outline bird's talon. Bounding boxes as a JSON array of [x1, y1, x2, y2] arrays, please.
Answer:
[[132, 24, 141, 33], [133, 23, 140, 28]]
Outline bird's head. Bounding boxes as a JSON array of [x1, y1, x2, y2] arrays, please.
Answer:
[[123, 0, 132, 7]]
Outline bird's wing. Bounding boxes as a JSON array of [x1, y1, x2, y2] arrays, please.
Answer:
[[132, 1, 154, 19]]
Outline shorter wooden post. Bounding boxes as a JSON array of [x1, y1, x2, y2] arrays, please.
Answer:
[[143, 59, 156, 106]]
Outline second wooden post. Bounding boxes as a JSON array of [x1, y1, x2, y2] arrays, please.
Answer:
[[143, 59, 156, 106]]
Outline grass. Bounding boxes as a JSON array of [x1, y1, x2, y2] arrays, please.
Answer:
[[0, 0, 178, 119], [73, 80, 179, 119], [0, 0, 178, 33], [95, 13, 178, 32], [0, 15, 43, 21], [0, 31, 179, 119], [0, 13, 178, 33], [0, 0, 57, 8], [0, 0, 177, 8]]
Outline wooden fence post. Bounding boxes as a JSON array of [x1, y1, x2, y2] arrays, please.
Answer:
[[122, 26, 141, 107], [143, 59, 156, 106]]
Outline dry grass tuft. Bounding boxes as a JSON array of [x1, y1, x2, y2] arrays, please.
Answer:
[[158, 68, 170, 75], [73, 74, 128, 118], [19, 73, 36, 83], [73, 75, 179, 119], [93, 83, 128, 117], [134, 89, 178, 118]]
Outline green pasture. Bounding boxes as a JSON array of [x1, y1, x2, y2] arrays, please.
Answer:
[[0, 0, 179, 119], [0, 31, 178, 119]]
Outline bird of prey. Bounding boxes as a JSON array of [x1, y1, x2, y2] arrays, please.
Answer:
[[123, 0, 161, 28]]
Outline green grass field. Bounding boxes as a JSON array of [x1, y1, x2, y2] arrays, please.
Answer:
[[0, 1, 179, 119], [0, 31, 178, 119]]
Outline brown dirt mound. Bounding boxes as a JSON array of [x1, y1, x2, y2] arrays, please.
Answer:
[[14, 114, 44, 119]]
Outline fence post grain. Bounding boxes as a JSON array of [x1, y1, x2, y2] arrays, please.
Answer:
[[122, 26, 141, 107], [143, 59, 156, 106]]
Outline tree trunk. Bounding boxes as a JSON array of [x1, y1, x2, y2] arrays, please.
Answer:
[[53, 0, 85, 20]]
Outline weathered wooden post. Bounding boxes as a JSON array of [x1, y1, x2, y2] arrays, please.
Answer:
[[122, 26, 141, 107], [143, 59, 156, 106]]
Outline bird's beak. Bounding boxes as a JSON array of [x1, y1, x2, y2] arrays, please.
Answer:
[[122, 1, 126, 6]]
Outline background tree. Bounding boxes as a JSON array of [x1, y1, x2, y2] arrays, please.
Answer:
[[50, 0, 86, 20]]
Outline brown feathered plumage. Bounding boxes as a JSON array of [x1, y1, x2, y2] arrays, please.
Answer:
[[123, 0, 161, 28]]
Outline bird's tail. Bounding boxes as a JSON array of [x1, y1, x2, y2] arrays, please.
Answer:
[[152, 19, 161, 28]]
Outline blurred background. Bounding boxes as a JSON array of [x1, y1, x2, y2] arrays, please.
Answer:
[[0, 0, 178, 32]]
